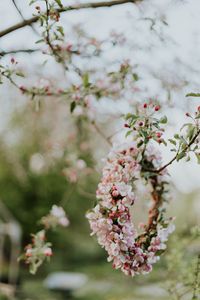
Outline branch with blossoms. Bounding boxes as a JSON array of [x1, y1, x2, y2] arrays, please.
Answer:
[[124, 103, 200, 241], [33, 0, 68, 68], [86, 102, 200, 277], [124, 103, 200, 173], [0, 0, 142, 39], [0, 58, 24, 86], [19, 205, 69, 274], [86, 104, 175, 276]]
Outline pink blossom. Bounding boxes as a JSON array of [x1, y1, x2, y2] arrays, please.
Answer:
[[43, 247, 53, 257], [87, 142, 174, 277]]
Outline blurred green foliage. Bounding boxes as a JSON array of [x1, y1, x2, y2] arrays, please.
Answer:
[[0, 104, 104, 271]]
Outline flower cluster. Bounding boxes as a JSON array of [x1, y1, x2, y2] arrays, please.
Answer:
[[23, 230, 53, 274], [21, 205, 69, 274], [41, 205, 70, 228], [87, 142, 175, 276]]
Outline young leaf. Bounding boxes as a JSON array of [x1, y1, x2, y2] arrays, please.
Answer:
[[176, 152, 186, 161], [125, 130, 132, 138], [55, 0, 63, 8], [174, 134, 180, 139], [70, 101, 76, 113], [160, 115, 168, 124], [132, 73, 139, 81], [125, 113, 133, 120], [168, 139, 176, 146], [35, 39, 44, 44], [83, 73, 90, 88], [195, 153, 200, 164], [57, 26, 64, 36], [16, 71, 25, 77]]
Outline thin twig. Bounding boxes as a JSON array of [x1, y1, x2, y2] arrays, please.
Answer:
[[146, 128, 200, 174], [11, 0, 39, 36], [0, 0, 142, 38], [0, 48, 40, 56], [92, 122, 112, 146], [44, 0, 68, 69]]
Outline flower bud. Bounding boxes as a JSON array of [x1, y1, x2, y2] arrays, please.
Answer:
[[155, 105, 160, 111], [25, 248, 33, 257], [156, 132, 162, 138], [44, 247, 53, 257], [143, 103, 147, 108], [112, 190, 119, 198]]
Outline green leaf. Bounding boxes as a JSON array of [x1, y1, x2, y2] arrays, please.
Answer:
[[195, 153, 200, 164], [132, 73, 139, 81], [186, 155, 191, 162], [176, 152, 186, 161], [83, 73, 90, 88], [55, 0, 63, 8], [137, 140, 143, 148], [159, 115, 168, 124], [125, 130, 132, 138], [186, 92, 200, 97], [29, 0, 36, 5], [186, 125, 196, 142], [125, 113, 133, 120], [70, 101, 76, 113], [168, 139, 176, 146], [130, 114, 139, 123], [16, 71, 25, 77], [35, 39, 44, 44], [174, 133, 180, 140], [57, 26, 64, 36]]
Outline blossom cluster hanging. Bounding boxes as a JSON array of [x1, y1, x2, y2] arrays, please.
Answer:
[[87, 103, 200, 277], [87, 141, 175, 276]]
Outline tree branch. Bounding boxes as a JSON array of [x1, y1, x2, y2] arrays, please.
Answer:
[[145, 128, 200, 174], [156, 128, 200, 173], [0, 0, 142, 38], [0, 48, 40, 56], [11, 0, 39, 36]]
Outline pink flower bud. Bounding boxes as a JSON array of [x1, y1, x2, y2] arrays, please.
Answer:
[[112, 190, 119, 197], [19, 86, 26, 93], [155, 105, 160, 111], [44, 247, 53, 257], [25, 248, 33, 257], [156, 132, 162, 138]]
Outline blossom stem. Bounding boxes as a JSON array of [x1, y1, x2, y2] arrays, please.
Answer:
[[145, 128, 200, 174]]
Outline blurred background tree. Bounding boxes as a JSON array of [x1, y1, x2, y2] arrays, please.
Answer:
[[0, 0, 199, 299]]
